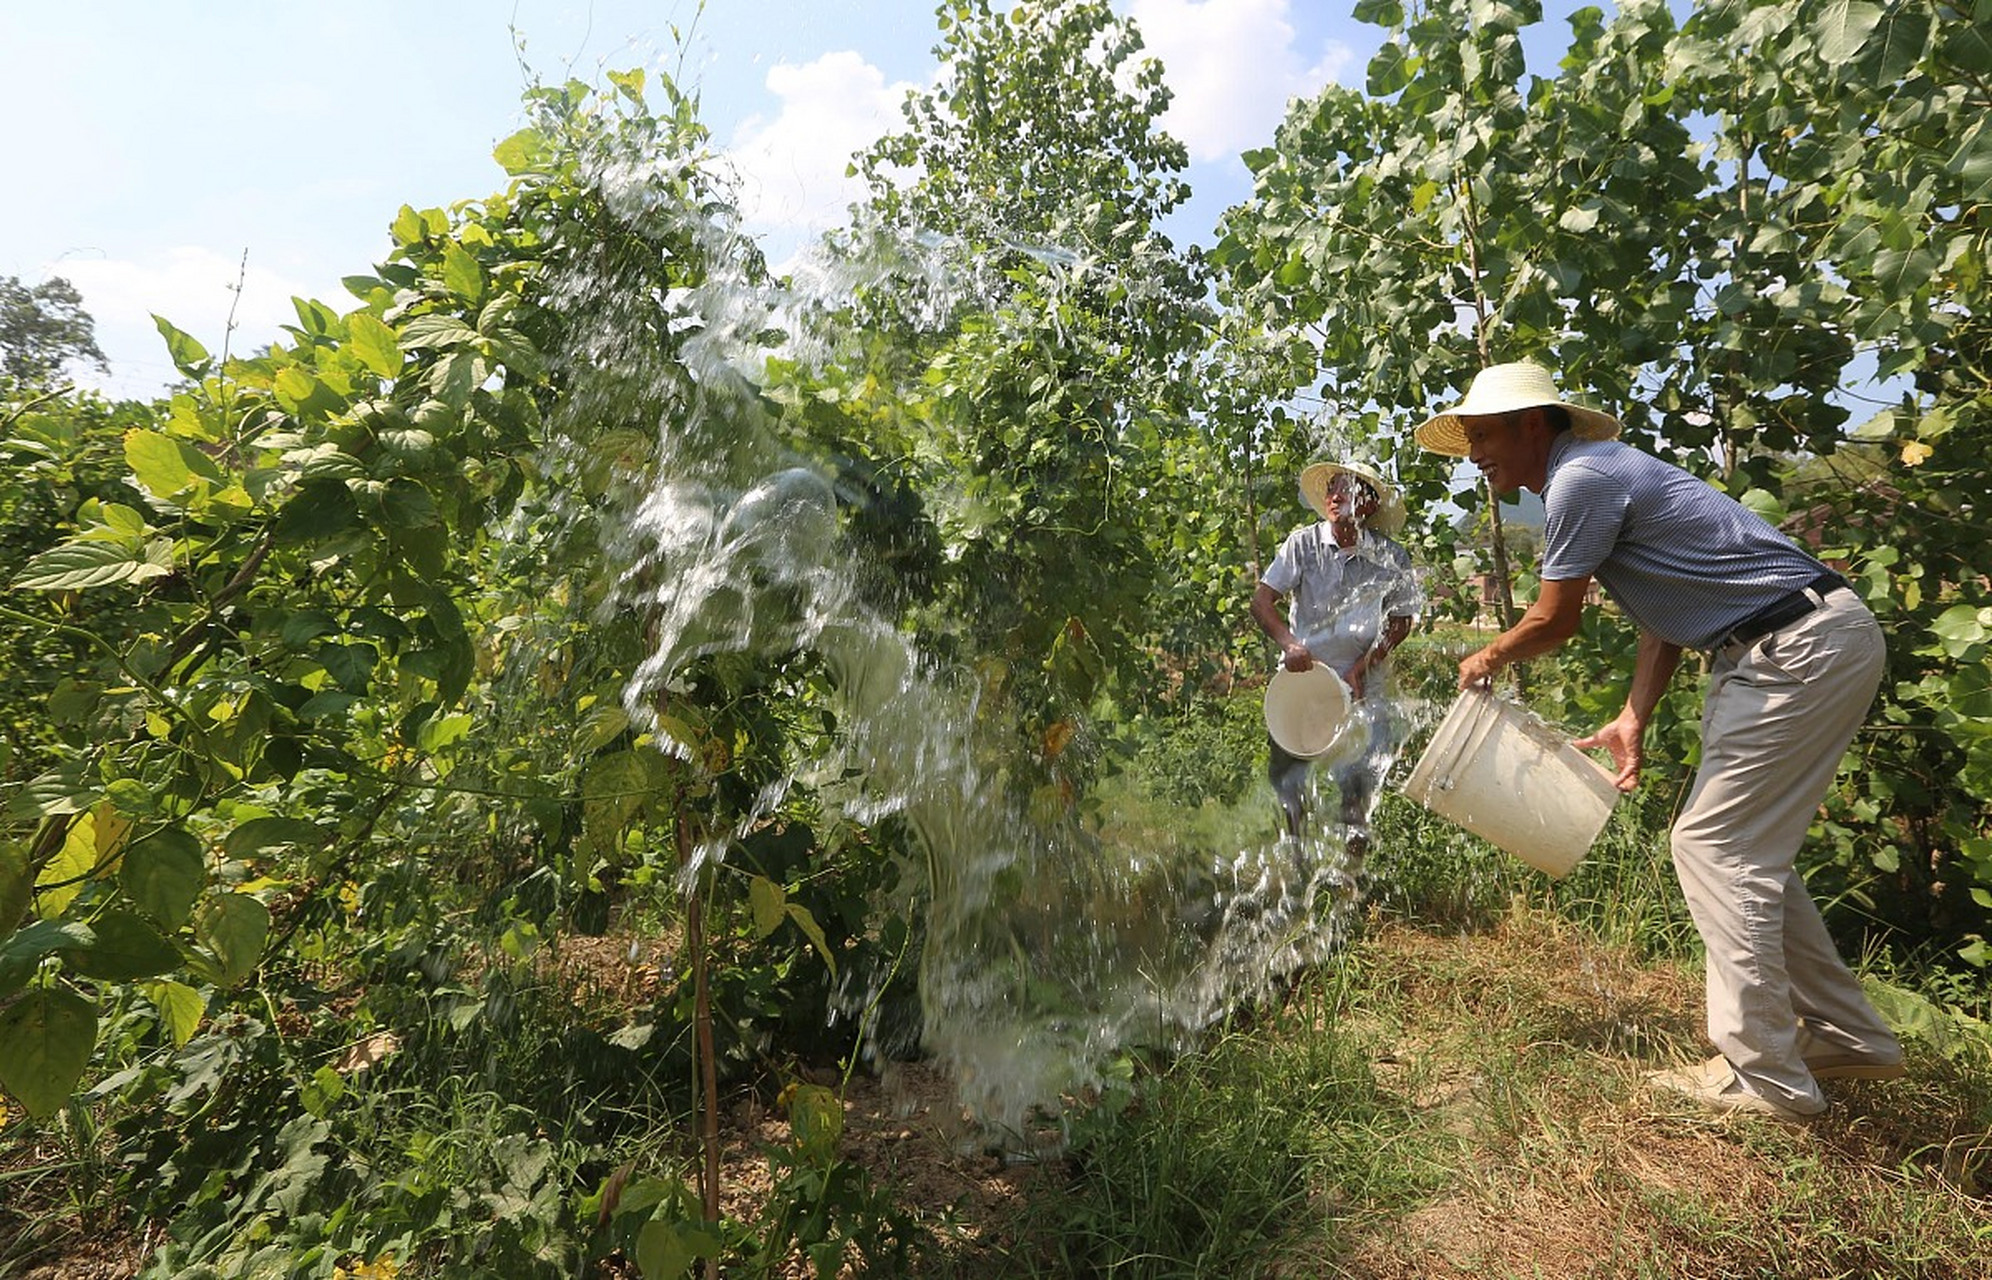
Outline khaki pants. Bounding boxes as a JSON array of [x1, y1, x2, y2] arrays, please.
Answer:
[[1671, 588, 1899, 1112]]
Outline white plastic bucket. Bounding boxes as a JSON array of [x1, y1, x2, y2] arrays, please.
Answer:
[[1401, 688, 1621, 878], [1264, 665, 1355, 761]]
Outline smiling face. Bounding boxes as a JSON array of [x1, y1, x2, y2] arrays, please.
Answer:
[[1462, 408, 1556, 495]]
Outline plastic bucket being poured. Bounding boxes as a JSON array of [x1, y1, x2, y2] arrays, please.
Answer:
[[1402, 688, 1621, 878], [1263, 665, 1356, 762]]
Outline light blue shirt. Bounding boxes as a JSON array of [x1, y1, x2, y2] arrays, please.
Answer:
[[1539, 435, 1830, 650]]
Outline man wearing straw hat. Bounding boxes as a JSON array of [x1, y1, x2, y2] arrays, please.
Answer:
[[1252, 458, 1422, 851], [1413, 359, 1904, 1121]]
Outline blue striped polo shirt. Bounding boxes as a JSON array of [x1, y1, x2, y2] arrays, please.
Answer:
[[1537, 435, 1830, 651]]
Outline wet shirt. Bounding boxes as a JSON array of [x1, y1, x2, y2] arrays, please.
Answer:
[[1538, 435, 1830, 651], [1261, 524, 1422, 674]]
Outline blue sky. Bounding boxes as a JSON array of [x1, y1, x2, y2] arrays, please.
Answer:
[[1, 2, 1587, 400]]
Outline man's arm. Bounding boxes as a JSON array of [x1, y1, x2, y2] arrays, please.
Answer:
[[1251, 582, 1313, 672], [1348, 612, 1413, 699], [1573, 629, 1682, 791], [1456, 577, 1591, 688]]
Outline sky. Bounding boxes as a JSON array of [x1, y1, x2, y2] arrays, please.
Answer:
[[0, 2, 1586, 401]]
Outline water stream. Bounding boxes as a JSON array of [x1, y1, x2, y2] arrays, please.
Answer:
[[545, 152, 1404, 1145]]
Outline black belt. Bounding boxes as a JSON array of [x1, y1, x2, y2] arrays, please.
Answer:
[[1718, 570, 1849, 650]]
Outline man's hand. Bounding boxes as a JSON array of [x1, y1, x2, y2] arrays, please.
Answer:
[[1574, 711, 1646, 792], [1457, 645, 1501, 690], [1282, 641, 1313, 672]]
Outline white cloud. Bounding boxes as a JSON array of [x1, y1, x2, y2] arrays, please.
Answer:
[[725, 50, 919, 240], [1128, 0, 1353, 165], [48, 248, 325, 399]]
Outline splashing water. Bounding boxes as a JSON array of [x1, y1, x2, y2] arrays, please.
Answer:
[[546, 154, 1386, 1145]]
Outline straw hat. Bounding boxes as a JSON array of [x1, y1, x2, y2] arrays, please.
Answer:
[[1413, 361, 1621, 457], [1298, 458, 1407, 533]]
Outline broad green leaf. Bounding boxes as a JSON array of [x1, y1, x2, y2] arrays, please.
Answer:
[[194, 893, 269, 987], [223, 817, 331, 859], [272, 366, 322, 412], [0, 921, 96, 996], [122, 827, 206, 929], [316, 642, 376, 695], [581, 750, 652, 854], [13, 538, 175, 591], [784, 902, 838, 980], [787, 1083, 843, 1165], [151, 316, 211, 377], [415, 713, 474, 754], [1811, 0, 1883, 64], [1948, 116, 1992, 202], [636, 1219, 695, 1280], [399, 314, 478, 350], [1932, 605, 1991, 658], [492, 127, 550, 175], [36, 812, 101, 916], [300, 1065, 345, 1118], [442, 243, 485, 302], [11, 765, 101, 820], [390, 204, 426, 246], [574, 702, 632, 754], [347, 312, 403, 378], [748, 876, 785, 938], [606, 67, 645, 102], [125, 429, 220, 500], [272, 481, 360, 546], [1365, 43, 1414, 97], [62, 909, 180, 981], [145, 980, 205, 1046], [0, 988, 97, 1119]]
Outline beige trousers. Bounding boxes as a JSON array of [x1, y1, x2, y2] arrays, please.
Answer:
[[1671, 587, 1899, 1112]]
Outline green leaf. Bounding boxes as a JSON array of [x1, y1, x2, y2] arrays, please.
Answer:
[[636, 1219, 696, 1280], [145, 979, 205, 1046], [13, 538, 175, 591], [273, 481, 360, 546], [399, 314, 478, 350], [1932, 605, 1990, 658], [223, 817, 331, 859], [151, 316, 211, 377], [581, 750, 653, 855], [0, 920, 95, 996], [784, 902, 838, 980], [493, 127, 550, 175], [62, 909, 181, 981], [788, 1083, 844, 1165], [347, 312, 403, 378], [125, 428, 220, 500], [121, 827, 206, 929], [194, 893, 269, 986], [442, 244, 486, 303], [390, 204, 427, 246], [0, 988, 97, 1119], [1812, 0, 1883, 64], [316, 642, 376, 695], [1365, 43, 1414, 96], [748, 875, 785, 938]]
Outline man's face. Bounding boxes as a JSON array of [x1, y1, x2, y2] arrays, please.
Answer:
[[1463, 411, 1539, 495], [1325, 473, 1378, 525]]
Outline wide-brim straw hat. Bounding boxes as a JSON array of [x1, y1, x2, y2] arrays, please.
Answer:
[[1298, 458, 1407, 533], [1413, 361, 1621, 457]]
